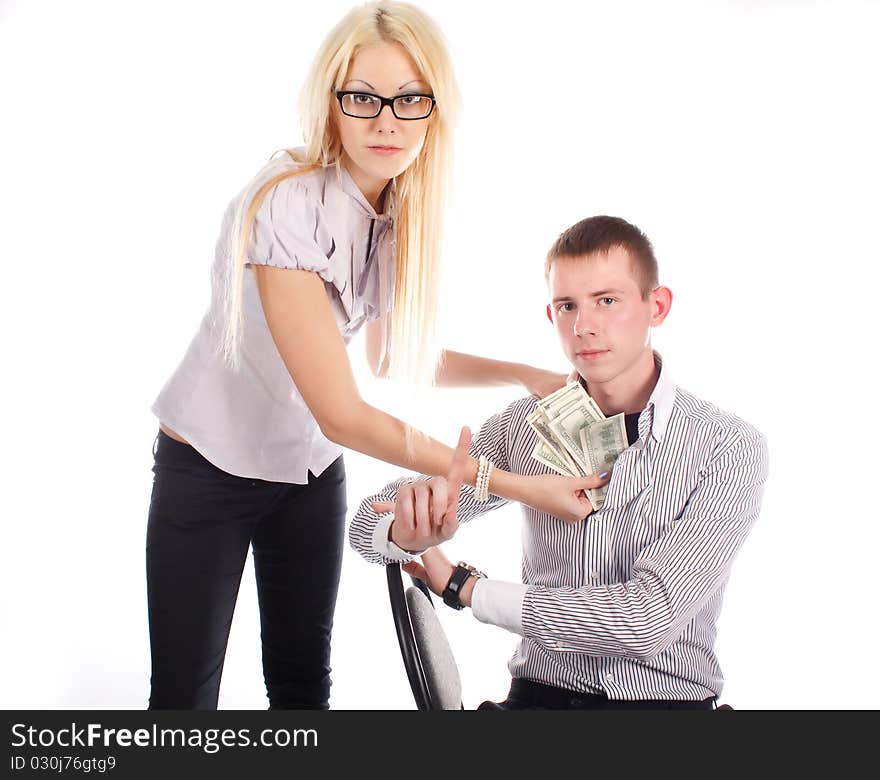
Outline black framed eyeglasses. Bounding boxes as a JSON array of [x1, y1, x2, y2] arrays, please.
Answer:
[[335, 91, 436, 120]]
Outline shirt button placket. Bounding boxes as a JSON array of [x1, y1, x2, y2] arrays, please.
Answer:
[[598, 663, 615, 695]]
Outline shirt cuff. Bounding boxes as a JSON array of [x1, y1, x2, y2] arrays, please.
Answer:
[[371, 513, 422, 563], [471, 579, 528, 635]]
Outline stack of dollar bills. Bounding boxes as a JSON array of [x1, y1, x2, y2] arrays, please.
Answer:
[[527, 381, 628, 510]]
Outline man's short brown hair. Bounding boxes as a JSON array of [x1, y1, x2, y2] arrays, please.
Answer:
[[544, 216, 659, 298]]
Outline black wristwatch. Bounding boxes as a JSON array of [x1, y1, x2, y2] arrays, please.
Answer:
[[442, 561, 486, 610]]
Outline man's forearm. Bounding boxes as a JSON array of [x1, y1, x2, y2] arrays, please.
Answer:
[[348, 400, 522, 571]]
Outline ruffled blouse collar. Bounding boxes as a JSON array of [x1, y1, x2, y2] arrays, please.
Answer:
[[337, 163, 396, 222]]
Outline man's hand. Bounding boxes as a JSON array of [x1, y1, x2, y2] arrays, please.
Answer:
[[371, 426, 472, 553], [402, 547, 477, 605]]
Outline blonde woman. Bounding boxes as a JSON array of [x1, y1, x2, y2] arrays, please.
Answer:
[[147, 1, 603, 710]]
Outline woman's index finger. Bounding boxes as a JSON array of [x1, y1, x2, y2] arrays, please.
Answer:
[[445, 426, 472, 503]]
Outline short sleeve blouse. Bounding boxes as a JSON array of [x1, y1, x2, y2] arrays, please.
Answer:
[[151, 159, 396, 483]]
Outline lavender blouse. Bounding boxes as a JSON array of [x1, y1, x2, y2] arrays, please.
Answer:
[[151, 160, 395, 482]]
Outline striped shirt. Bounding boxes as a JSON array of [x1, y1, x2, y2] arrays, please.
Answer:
[[349, 353, 769, 701]]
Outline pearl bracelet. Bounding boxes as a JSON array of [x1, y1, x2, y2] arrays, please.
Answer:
[[475, 455, 493, 503]]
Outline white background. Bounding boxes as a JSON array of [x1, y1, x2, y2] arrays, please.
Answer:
[[1, 0, 878, 710]]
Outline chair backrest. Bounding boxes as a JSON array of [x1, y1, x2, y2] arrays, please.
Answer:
[[385, 563, 462, 710]]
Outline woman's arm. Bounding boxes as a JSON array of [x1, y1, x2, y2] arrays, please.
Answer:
[[364, 317, 567, 397], [255, 266, 598, 521], [256, 266, 449, 471], [435, 350, 567, 398]]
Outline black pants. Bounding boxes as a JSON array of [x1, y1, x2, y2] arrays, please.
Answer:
[[478, 678, 716, 710], [146, 430, 347, 710]]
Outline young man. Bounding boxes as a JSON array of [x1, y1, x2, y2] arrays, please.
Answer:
[[349, 216, 769, 710]]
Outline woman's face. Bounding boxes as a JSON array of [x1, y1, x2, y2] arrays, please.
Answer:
[[334, 42, 433, 206]]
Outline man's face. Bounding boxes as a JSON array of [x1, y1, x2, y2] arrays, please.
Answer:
[[547, 246, 668, 389]]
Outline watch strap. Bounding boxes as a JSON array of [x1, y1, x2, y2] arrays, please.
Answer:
[[442, 561, 485, 610]]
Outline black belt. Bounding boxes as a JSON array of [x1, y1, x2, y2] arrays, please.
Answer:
[[510, 678, 716, 710]]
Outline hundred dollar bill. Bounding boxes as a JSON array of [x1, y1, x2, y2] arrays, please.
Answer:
[[528, 382, 626, 510], [542, 391, 586, 421], [527, 408, 584, 476], [543, 389, 606, 442], [578, 413, 627, 509], [584, 395, 605, 422], [549, 401, 606, 473], [538, 380, 605, 423], [531, 440, 577, 477], [539, 383, 583, 415]]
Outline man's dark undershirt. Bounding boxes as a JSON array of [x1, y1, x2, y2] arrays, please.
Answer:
[[624, 413, 640, 447]]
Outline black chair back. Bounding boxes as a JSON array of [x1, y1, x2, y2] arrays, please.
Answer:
[[386, 563, 463, 710], [386, 563, 433, 710]]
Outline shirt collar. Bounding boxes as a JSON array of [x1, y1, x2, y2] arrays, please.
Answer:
[[577, 350, 675, 443], [638, 351, 676, 443]]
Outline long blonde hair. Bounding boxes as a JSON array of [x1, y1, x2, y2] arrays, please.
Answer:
[[220, 1, 460, 385]]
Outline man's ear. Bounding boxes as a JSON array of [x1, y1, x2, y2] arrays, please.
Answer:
[[650, 286, 673, 327], [546, 304, 554, 324]]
